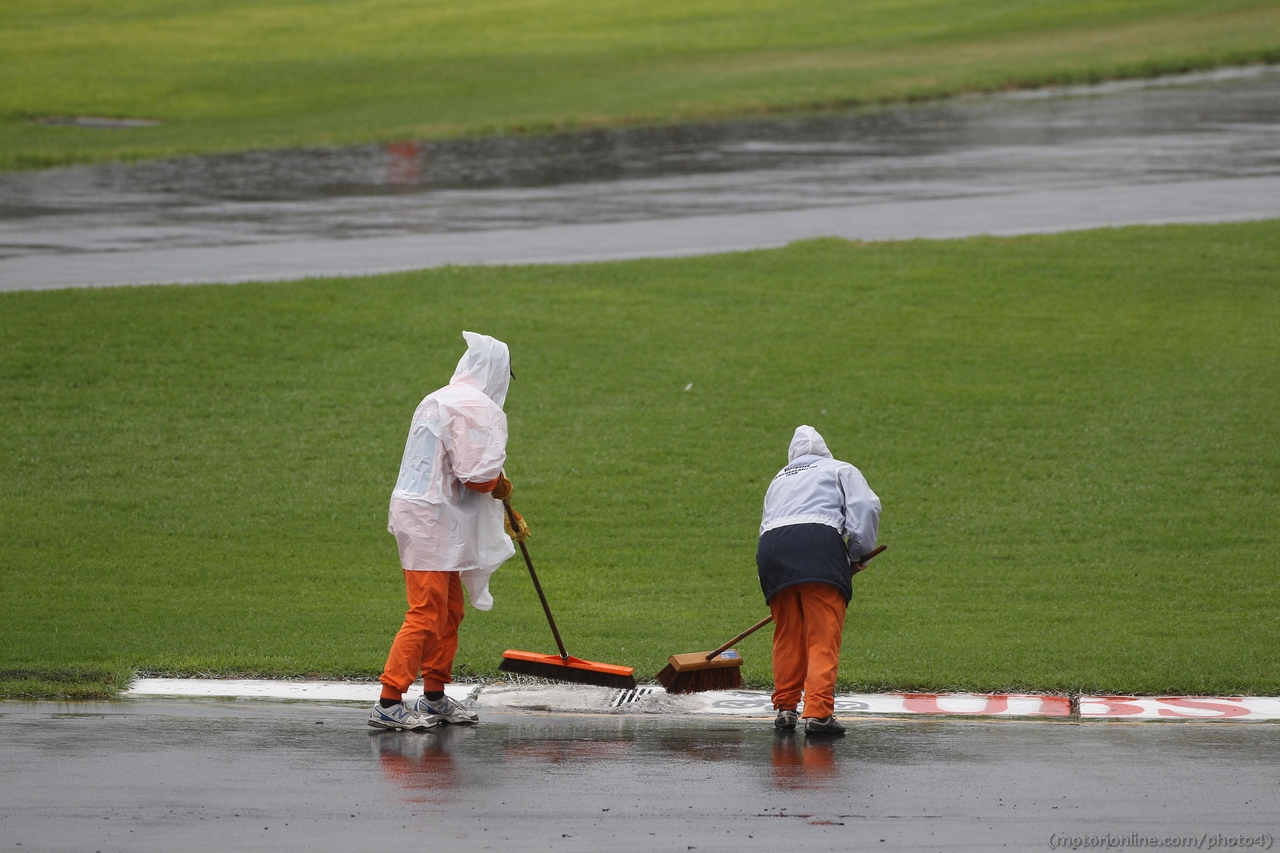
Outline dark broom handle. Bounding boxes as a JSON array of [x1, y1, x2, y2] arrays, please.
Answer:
[[855, 544, 887, 566], [705, 544, 887, 660], [504, 499, 570, 661]]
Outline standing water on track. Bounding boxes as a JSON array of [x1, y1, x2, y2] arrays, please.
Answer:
[[2, 65, 1279, 288]]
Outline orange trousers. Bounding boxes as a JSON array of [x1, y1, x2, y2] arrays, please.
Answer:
[[769, 582, 848, 719], [380, 570, 464, 700]]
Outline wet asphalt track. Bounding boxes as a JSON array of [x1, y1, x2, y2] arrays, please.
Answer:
[[1, 700, 1277, 852], [2, 66, 1279, 290]]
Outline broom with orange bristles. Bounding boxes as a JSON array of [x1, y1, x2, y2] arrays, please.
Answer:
[[497, 500, 638, 690], [658, 544, 886, 694]]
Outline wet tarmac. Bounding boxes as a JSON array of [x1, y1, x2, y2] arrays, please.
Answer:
[[1, 700, 1277, 851], [2, 66, 1279, 290]]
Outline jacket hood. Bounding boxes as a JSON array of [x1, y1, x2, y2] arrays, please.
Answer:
[[451, 331, 511, 408], [788, 425, 832, 462]]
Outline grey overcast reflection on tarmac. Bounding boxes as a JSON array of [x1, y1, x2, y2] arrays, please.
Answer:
[[2, 66, 1280, 290], [1, 701, 1278, 852]]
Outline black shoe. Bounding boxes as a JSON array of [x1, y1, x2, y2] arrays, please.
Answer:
[[774, 709, 798, 730], [804, 715, 845, 736]]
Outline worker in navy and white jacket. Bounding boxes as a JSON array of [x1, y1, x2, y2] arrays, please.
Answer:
[[757, 425, 880, 734]]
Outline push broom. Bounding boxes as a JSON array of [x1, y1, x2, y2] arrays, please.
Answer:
[[658, 544, 886, 694], [497, 500, 638, 690]]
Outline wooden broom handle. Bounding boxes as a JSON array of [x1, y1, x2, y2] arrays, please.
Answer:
[[705, 543, 888, 661], [504, 499, 570, 661], [706, 615, 774, 660]]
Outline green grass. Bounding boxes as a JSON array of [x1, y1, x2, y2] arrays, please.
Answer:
[[0, 666, 132, 701], [3, 0, 1280, 169], [2, 222, 1279, 700]]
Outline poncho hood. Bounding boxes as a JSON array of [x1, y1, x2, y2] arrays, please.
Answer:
[[451, 331, 511, 408]]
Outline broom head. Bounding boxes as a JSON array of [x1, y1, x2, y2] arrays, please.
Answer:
[[657, 649, 745, 694], [500, 649, 637, 690]]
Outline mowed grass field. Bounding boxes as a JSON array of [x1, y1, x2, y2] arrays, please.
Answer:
[[3, 0, 1280, 169], [2, 222, 1279, 699]]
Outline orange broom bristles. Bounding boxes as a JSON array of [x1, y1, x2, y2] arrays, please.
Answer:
[[500, 650, 637, 690]]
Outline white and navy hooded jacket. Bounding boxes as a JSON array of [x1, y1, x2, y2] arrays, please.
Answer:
[[756, 426, 881, 602]]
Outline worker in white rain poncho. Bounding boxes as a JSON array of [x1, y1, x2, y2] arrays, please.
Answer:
[[757, 425, 880, 737], [369, 332, 531, 732]]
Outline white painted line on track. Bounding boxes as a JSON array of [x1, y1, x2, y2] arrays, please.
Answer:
[[126, 677, 471, 704], [122, 679, 1280, 722]]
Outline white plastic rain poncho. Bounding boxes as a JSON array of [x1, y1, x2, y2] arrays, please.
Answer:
[[759, 425, 881, 561], [387, 332, 516, 610]]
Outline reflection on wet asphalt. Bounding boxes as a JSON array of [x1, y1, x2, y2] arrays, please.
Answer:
[[2, 700, 1278, 851], [3, 68, 1279, 254]]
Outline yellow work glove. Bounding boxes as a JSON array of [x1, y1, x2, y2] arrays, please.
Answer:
[[491, 473, 513, 502], [503, 503, 531, 542]]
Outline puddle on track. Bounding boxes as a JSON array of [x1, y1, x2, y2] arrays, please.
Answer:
[[2, 66, 1279, 261]]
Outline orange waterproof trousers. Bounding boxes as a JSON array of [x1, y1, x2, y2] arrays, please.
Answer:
[[380, 570, 465, 700], [769, 582, 848, 720]]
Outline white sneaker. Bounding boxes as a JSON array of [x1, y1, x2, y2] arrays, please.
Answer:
[[367, 702, 441, 731], [413, 693, 479, 724]]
